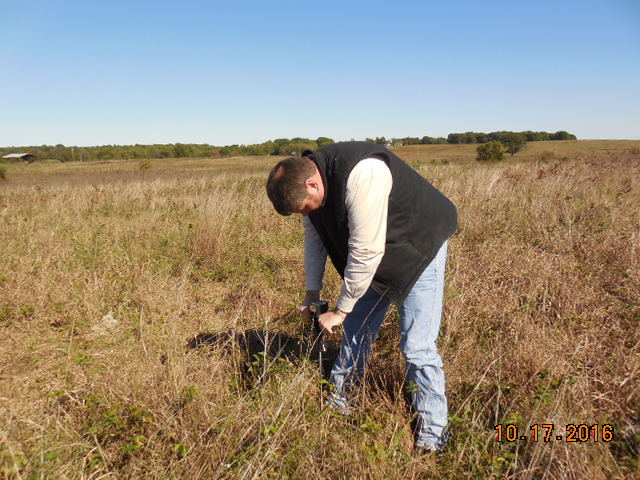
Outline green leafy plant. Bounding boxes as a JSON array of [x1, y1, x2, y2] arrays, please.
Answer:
[[476, 141, 505, 161], [174, 442, 187, 459]]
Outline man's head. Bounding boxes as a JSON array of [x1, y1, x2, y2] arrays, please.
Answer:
[[266, 156, 325, 216]]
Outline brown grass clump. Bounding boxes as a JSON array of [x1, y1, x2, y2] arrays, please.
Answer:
[[0, 142, 638, 479]]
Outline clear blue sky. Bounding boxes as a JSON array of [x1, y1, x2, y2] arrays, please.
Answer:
[[1, 0, 639, 146]]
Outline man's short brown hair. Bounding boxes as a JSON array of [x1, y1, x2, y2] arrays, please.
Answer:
[[266, 156, 316, 216]]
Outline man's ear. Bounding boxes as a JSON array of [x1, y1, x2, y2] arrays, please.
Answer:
[[305, 178, 318, 190]]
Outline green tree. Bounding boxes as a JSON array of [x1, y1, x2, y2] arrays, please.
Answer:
[[316, 137, 334, 147], [475, 132, 488, 143], [462, 132, 477, 144], [500, 132, 527, 156], [277, 142, 317, 156], [447, 133, 465, 144], [476, 141, 505, 161], [523, 130, 550, 141], [550, 130, 577, 140], [400, 137, 421, 145], [173, 143, 193, 158]]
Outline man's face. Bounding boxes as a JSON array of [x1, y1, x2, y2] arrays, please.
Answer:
[[296, 193, 321, 216], [295, 175, 324, 216]]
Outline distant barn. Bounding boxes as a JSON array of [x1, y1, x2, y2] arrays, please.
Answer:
[[2, 153, 36, 163]]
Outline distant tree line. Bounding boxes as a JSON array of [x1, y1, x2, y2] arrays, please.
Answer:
[[382, 130, 576, 146], [0, 130, 576, 162], [367, 136, 449, 146], [0, 137, 336, 163], [218, 137, 336, 157], [0, 143, 218, 163], [445, 130, 576, 144]]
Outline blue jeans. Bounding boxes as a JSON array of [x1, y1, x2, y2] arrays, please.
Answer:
[[328, 241, 450, 451]]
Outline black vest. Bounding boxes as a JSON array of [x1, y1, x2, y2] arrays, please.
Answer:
[[304, 142, 457, 304]]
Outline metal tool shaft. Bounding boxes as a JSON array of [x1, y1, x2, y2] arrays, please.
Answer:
[[309, 300, 329, 405], [310, 300, 329, 353]]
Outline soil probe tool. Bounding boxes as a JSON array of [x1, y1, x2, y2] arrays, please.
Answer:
[[310, 300, 329, 354], [309, 300, 337, 402]]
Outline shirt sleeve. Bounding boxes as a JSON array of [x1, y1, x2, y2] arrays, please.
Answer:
[[303, 215, 327, 291], [336, 157, 393, 313]]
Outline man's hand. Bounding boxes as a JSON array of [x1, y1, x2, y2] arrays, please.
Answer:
[[298, 290, 320, 321], [318, 309, 347, 336]]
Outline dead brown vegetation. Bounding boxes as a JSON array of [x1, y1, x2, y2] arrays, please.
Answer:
[[0, 142, 638, 479]]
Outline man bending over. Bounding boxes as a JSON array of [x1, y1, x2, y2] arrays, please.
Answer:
[[266, 141, 457, 453]]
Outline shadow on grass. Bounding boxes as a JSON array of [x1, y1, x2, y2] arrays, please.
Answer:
[[186, 329, 340, 381], [186, 330, 411, 409]]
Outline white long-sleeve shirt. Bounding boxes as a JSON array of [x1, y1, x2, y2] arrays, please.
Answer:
[[304, 157, 393, 313]]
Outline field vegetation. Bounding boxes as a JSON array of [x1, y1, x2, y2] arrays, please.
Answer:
[[0, 140, 638, 479]]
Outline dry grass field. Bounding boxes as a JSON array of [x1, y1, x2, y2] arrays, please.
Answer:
[[0, 140, 638, 479]]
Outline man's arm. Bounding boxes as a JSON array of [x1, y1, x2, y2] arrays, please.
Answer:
[[300, 216, 327, 317], [337, 158, 393, 313], [318, 157, 392, 334]]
